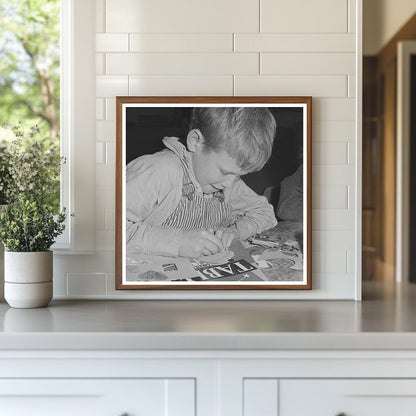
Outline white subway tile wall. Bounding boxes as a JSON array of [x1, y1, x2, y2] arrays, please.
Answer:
[[261, 53, 356, 75], [106, 53, 260, 75], [348, 75, 357, 98], [67, 273, 107, 297], [96, 142, 106, 164], [129, 75, 234, 96], [313, 185, 349, 210], [349, 0, 357, 33], [313, 251, 348, 274], [106, 142, 116, 165], [96, 98, 105, 120], [105, 0, 260, 33], [96, 75, 128, 97], [235, 75, 348, 97], [313, 142, 349, 165], [95, 53, 105, 75], [62, 0, 360, 299], [261, 0, 348, 33], [313, 165, 355, 185], [235, 34, 356, 53], [96, 33, 129, 52], [312, 210, 355, 230], [129, 34, 234, 52], [105, 98, 116, 120], [313, 99, 355, 120]]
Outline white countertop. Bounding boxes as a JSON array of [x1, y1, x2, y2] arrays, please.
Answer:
[[1, 281, 416, 351]]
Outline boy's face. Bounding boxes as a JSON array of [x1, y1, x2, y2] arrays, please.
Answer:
[[188, 130, 247, 194]]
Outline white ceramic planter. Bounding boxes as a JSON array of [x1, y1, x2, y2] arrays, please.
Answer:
[[0, 243, 4, 302], [0, 205, 7, 302], [4, 251, 53, 308], [4, 281, 53, 309]]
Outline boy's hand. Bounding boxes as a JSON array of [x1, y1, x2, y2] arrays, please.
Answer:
[[214, 228, 238, 250], [179, 229, 224, 258]]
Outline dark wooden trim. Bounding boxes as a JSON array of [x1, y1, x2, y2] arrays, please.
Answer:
[[409, 55, 416, 282], [378, 12, 416, 68], [362, 13, 416, 281], [306, 97, 312, 290], [115, 96, 312, 104], [115, 97, 124, 290], [115, 96, 312, 291]]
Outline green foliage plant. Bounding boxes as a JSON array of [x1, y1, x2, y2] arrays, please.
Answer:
[[0, 123, 61, 211], [0, 123, 66, 252], [0, 196, 66, 252], [0, 140, 12, 205]]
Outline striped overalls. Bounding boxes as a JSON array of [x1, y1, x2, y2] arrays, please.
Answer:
[[162, 156, 233, 231]]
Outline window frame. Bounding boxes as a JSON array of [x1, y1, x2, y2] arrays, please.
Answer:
[[53, 0, 95, 253]]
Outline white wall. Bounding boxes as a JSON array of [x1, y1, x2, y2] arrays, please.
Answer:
[[363, 0, 416, 55], [54, 0, 361, 300]]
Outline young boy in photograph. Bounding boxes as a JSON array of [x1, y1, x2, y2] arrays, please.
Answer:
[[126, 107, 277, 259]]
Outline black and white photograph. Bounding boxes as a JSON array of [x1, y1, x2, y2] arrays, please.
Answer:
[[116, 97, 311, 290]]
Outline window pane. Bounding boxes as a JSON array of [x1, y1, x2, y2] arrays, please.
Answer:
[[0, 0, 60, 210]]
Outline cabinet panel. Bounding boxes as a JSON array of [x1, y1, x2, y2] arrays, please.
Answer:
[[280, 380, 416, 416], [0, 379, 195, 416], [167, 379, 196, 416], [243, 379, 279, 416]]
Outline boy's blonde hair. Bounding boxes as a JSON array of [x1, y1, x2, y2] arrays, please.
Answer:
[[190, 107, 276, 172]]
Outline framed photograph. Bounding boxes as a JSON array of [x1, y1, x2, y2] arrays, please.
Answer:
[[116, 97, 311, 290]]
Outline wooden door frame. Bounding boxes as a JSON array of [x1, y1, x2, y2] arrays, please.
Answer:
[[396, 41, 416, 282]]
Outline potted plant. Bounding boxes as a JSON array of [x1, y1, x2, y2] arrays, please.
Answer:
[[0, 135, 13, 300], [0, 140, 12, 207], [0, 124, 66, 308], [0, 197, 66, 308]]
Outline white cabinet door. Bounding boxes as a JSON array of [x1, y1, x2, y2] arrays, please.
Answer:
[[280, 380, 416, 416], [0, 379, 195, 416]]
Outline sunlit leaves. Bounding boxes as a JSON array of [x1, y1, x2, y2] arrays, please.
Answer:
[[0, 0, 60, 138], [0, 195, 66, 252]]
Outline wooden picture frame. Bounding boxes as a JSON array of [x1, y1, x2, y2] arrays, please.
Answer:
[[116, 96, 312, 290]]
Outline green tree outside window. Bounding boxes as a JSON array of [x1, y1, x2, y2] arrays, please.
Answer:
[[0, 0, 61, 209], [0, 0, 60, 139]]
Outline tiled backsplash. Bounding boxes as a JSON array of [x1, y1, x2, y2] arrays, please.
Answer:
[[55, 0, 360, 299]]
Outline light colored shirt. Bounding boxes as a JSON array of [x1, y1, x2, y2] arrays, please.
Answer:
[[126, 137, 277, 257], [276, 164, 303, 221]]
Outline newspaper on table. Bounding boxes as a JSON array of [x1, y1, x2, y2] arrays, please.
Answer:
[[125, 223, 303, 283], [126, 240, 266, 282]]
